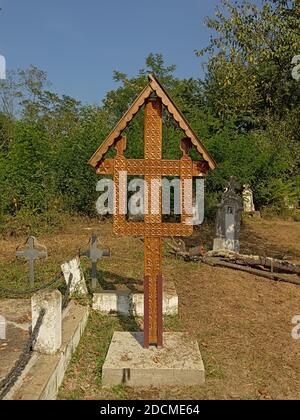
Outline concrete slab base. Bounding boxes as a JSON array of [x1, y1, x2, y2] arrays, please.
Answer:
[[102, 332, 205, 387], [93, 281, 178, 316], [213, 237, 240, 253]]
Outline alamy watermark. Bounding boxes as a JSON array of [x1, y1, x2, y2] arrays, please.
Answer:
[[0, 54, 6, 80], [96, 175, 205, 226], [292, 55, 300, 81]]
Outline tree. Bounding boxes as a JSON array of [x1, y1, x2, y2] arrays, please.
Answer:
[[196, 0, 300, 211]]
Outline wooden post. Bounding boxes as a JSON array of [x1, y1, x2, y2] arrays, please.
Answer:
[[143, 97, 163, 348], [89, 74, 216, 350]]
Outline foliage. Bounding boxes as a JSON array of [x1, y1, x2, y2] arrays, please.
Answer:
[[197, 0, 300, 209], [0, 1, 299, 231]]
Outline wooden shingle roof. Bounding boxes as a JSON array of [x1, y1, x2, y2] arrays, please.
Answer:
[[88, 74, 216, 170]]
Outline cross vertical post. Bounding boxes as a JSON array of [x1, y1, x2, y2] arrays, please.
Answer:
[[91, 234, 99, 289], [143, 96, 163, 348], [89, 74, 216, 352], [28, 256, 35, 287]]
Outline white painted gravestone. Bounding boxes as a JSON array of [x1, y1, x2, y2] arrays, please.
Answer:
[[31, 289, 62, 354], [242, 184, 255, 213], [61, 256, 88, 296]]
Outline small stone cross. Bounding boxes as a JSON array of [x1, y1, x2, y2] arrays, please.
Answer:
[[81, 234, 110, 289], [16, 236, 48, 286]]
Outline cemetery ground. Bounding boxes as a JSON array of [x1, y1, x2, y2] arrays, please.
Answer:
[[0, 216, 300, 399]]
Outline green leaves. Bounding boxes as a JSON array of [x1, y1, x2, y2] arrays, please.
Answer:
[[194, 0, 300, 213], [0, 16, 299, 228]]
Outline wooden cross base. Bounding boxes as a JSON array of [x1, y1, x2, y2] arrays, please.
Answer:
[[143, 237, 163, 348]]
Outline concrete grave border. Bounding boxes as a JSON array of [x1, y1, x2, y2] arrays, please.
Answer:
[[4, 302, 89, 400], [92, 281, 178, 317]]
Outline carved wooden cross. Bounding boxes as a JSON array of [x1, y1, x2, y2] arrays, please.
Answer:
[[89, 74, 216, 348]]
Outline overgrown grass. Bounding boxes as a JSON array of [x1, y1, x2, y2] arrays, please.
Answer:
[[0, 209, 69, 238], [261, 206, 300, 222], [58, 312, 128, 399], [0, 258, 63, 297], [58, 312, 182, 400]]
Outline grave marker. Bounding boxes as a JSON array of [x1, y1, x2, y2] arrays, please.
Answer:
[[80, 234, 110, 290], [89, 74, 216, 348], [31, 290, 62, 354], [16, 236, 48, 286], [242, 184, 255, 213], [213, 177, 243, 252], [61, 256, 88, 296]]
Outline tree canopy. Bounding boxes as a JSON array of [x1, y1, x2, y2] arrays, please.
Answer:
[[0, 0, 299, 233]]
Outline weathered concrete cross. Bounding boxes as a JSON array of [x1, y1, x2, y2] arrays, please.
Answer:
[[16, 236, 48, 286], [81, 234, 110, 289]]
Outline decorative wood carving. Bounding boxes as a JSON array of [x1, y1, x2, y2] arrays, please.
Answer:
[[89, 75, 216, 348]]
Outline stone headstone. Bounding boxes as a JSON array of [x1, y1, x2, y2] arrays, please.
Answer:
[[213, 176, 243, 253], [242, 184, 255, 213], [31, 289, 62, 355], [61, 256, 88, 296]]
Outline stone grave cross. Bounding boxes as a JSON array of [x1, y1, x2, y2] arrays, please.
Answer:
[[16, 236, 48, 286], [81, 234, 110, 289]]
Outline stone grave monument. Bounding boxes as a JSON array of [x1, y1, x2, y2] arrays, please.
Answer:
[[242, 184, 261, 218], [242, 184, 255, 213], [213, 176, 243, 253]]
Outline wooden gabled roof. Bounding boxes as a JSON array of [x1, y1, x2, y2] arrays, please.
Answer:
[[88, 74, 216, 170]]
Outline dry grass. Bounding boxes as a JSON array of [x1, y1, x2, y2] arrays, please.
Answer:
[[1, 216, 300, 399]]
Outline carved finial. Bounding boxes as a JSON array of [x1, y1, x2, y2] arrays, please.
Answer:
[[180, 138, 192, 157], [226, 176, 240, 193], [115, 136, 127, 156]]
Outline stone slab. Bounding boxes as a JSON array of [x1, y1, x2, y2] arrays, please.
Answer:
[[92, 281, 178, 316], [31, 289, 62, 354], [5, 301, 89, 400], [102, 332, 205, 387], [61, 256, 88, 296]]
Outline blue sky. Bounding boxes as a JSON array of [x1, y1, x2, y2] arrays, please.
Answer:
[[0, 0, 260, 105]]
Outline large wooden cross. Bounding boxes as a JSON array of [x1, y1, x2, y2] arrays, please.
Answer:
[[89, 74, 216, 348]]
